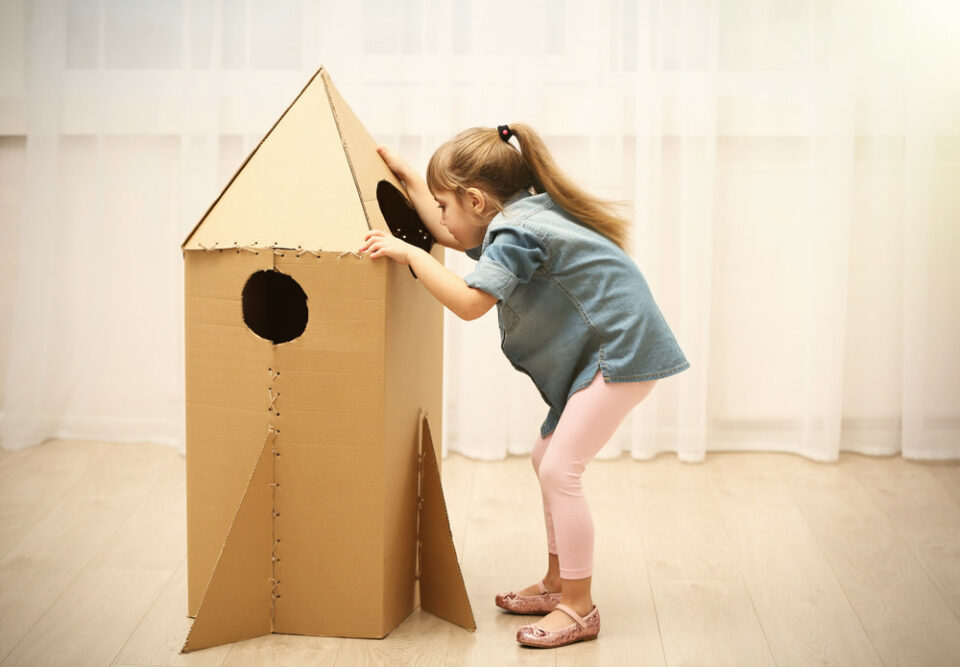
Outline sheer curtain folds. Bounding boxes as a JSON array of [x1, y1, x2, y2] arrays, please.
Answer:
[[0, 0, 957, 461]]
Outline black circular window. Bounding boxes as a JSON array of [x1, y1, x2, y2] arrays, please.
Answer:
[[376, 180, 434, 253], [241, 270, 308, 344]]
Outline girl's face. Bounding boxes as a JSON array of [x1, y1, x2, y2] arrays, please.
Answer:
[[434, 188, 493, 249]]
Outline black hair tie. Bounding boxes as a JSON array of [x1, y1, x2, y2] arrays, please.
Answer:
[[497, 124, 513, 142]]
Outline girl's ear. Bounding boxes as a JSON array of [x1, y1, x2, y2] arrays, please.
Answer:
[[465, 187, 486, 215]]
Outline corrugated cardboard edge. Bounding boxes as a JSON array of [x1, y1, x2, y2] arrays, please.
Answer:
[[180, 67, 326, 250], [180, 426, 276, 653], [418, 413, 476, 631]]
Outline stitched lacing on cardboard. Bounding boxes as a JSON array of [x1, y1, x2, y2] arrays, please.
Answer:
[[191, 240, 362, 259], [266, 367, 282, 623], [215, 345, 428, 622]]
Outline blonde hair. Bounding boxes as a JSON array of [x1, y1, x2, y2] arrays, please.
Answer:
[[426, 123, 632, 251]]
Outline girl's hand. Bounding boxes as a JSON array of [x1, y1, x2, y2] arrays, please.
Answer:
[[376, 145, 414, 183], [359, 229, 416, 266]]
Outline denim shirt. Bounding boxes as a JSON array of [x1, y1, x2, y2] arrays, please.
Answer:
[[463, 190, 690, 439]]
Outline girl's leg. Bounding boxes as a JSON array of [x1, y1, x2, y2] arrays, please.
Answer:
[[530, 432, 561, 590], [536, 369, 656, 618], [531, 431, 557, 556]]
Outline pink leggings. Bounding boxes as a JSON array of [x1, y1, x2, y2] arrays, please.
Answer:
[[531, 368, 657, 579]]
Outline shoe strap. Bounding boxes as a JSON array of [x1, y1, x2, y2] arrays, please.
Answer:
[[554, 603, 587, 629], [538, 579, 560, 595]]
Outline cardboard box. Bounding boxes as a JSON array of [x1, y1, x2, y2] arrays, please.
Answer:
[[179, 67, 474, 652]]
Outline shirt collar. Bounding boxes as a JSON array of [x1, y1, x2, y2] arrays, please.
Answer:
[[464, 190, 537, 259], [503, 189, 533, 209]]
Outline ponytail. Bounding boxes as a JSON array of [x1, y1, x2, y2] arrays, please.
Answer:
[[511, 124, 632, 252], [426, 124, 633, 252]]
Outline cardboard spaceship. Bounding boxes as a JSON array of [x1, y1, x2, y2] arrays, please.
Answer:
[[179, 66, 475, 652]]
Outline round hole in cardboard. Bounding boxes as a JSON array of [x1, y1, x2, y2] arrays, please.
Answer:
[[241, 270, 308, 344], [376, 180, 435, 255]]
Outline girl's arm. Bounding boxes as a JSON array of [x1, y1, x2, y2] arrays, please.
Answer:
[[360, 229, 496, 320], [406, 247, 498, 320], [377, 146, 467, 252]]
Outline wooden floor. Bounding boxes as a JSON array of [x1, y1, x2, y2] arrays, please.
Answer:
[[1, 439, 959, 666]]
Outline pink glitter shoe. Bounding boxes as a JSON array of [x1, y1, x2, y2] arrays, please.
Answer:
[[516, 603, 601, 648], [495, 579, 562, 614]]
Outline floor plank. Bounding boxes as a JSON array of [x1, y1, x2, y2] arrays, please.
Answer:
[[3, 566, 172, 667], [706, 453, 883, 666], [778, 453, 960, 666], [854, 455, 960, 619], [0, 440, 107, 562], [0, 440, 176, 664], [114, 557, 230, 666]]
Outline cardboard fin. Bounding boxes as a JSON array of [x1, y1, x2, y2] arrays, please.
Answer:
[[181, 428, 277, 652], [417, 414, 476, 631]]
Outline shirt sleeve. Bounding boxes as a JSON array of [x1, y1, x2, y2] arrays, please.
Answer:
[[465, 245, 483, 260], [463, 226, 548, 302]]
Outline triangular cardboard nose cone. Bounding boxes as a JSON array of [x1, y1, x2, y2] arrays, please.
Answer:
[[181, 67, 412, 253]]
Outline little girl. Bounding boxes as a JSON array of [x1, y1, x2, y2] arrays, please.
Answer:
[[359, 123, 690, 649]]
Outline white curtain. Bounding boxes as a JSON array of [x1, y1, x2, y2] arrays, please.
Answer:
[[1, 0, 958, 462]]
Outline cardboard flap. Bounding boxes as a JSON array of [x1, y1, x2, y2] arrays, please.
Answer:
[[417, 414, 476, 631], [181, 428, 277, 653]]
